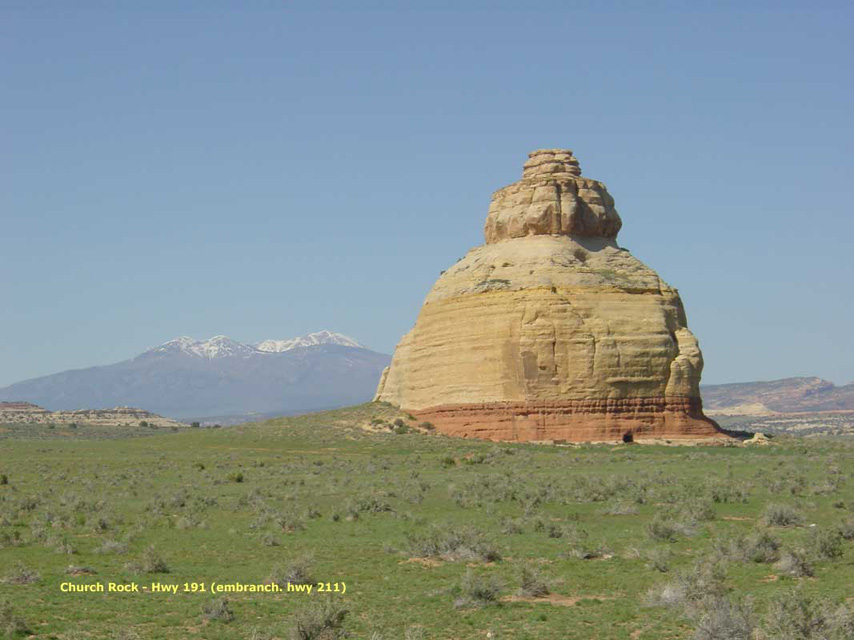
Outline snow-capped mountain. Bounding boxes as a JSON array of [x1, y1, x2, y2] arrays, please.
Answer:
[[255, 331, 364, 353], [148, 335, 258, 360], [144, 331, 364, 360], [0, 332, 390, 420]]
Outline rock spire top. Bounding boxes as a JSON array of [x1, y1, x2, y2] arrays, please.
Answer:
[[522, 149, 581, 178], [484, 148, 622, 243]]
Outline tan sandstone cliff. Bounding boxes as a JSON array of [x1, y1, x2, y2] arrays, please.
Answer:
[[375, 149, 725, 442]]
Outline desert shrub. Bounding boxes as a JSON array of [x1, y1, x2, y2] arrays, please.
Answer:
[[227, 472, 244, 483], [454, 569, 502, 608], [647, 514, 695, 542], [0, 531, 23, 549], [404, 627, 425, 640], [646, 547, 672, 573], [290, 598, 348, 640], [141, 546, 169, 573], [763, 589, 832, 639], [706, 481, 749, 504], [695, 500, 718, 522], [96, 539, 128, 555], [91, 515, 111, 532], [556, 521, 590, 548], [15, 496, 40, 513], [65, 565, 97, 575], [0, 599, 29, 637], [767, 470, 808, 497], [746, 530, 783, 563], [169, 490, 189, 509], [2, 563, 40, 585], [825, 603, 854, 639], [440, 456, 456, 468], [353, 495, 393, 514], [692, 596, 755, 640], [0, 474, 8, 486], [261, 531, 279, 547], [406, 526, 500, 562], [565, 540, 612, 560], [645, 560, 728, 610], [177, 515, 205, 531], [275, 509, 307, 533], [269, 556, 314, 588], [762, 504, 805, 528], [201, 597, 234, 623], [52, 536, 77, 555], [419, 422, 435, 431], [601, 501, 639, 516], [501, 518, 524, 535], [716, 531, 781, 564], [837, 518, 854, 541], [517, 565, 550, 597], [806, 527, 844, 561], [775, 549, 814, 578], [527, 515, 547, 532]]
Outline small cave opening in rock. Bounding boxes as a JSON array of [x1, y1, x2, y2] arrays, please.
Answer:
[[622, 432, 634, 443]]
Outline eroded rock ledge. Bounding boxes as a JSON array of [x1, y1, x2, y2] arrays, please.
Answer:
[[411, 398, 721, 443]]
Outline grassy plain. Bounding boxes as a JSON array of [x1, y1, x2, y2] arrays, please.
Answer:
[[1, 403, 853, 639]]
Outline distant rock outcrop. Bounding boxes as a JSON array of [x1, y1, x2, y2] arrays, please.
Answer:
[[702, 377, 854, 414], [0, 402, 185, 428], [375, 149, 725, 442]]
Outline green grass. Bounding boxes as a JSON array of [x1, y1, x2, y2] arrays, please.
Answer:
[[1, 402, 853, 639]]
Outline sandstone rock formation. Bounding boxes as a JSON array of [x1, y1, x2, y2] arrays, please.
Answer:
[[375, 148, 725, 442]]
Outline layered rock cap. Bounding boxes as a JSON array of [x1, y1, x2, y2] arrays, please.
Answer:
[[485, 149, 621, 242], [375, 148, 725, 442]]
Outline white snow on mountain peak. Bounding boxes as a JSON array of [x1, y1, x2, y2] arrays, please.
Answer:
[[147, 331, 365, 360], [255, 331, 364, 353], [149, 336, 255, 360]]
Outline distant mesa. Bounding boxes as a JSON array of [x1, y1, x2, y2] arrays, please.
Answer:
[[701, 377, 854, 414], [375, 148, 727, 442], [0, 331, 389, 420], [0, 402, 185, 428]]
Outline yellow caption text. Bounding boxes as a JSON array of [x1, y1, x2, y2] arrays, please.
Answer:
[[60, 581, 346, 595]]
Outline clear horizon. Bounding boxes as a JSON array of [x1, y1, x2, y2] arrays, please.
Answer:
[[2, 2, 852, 387]]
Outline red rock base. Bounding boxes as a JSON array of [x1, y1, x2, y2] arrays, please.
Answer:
[[410, 398, 728, 443]]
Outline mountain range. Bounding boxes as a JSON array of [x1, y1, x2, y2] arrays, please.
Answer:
[[0, 331, 390, 421], [701, 377, 854, 414]]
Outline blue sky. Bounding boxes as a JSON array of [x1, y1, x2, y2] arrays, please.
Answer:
[[1, 1, 852, 387]]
